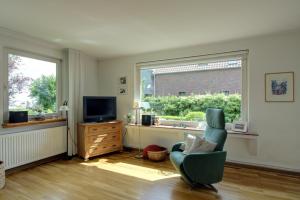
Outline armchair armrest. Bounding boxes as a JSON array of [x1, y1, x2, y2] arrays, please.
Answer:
[[171, 142, 184, 152], [183, 151, 227, 184]]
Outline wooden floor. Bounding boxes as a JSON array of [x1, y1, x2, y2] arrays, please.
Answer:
[[0, 151, 299, 200]]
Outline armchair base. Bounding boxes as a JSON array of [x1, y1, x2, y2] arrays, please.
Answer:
[[180, 177, 218, 192], [202, 184, 218, 192]]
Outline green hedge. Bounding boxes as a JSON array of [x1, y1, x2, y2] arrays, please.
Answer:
[[160, 111, 205, 121], [144, 94, 241, 122]]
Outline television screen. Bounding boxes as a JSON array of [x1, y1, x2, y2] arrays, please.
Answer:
[[83, 96, 116, 122]]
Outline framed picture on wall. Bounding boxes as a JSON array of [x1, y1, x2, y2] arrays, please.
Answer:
[[118, 76, 128, 95], [265, 72, 294, 102], [119, 76, 127, 85], [118, 87, 128, 95]]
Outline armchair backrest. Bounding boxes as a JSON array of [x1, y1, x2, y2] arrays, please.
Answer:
[[204, 108, 227, 151]]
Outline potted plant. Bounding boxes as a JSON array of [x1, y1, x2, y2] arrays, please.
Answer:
[[125, 113, 133, 124]]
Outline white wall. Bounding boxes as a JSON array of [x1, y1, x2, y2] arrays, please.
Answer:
[[81, 53, 100, 97], [98, 30, 300, 172]]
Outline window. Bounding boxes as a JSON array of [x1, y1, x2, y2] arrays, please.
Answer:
[[137, 51, 248, 127], [4, 49, 61, 119], [178, 92, 187, 96], [222, 91, 230, 96]]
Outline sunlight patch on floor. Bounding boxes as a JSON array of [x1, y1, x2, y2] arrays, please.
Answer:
[[80, 158, 180, 181]]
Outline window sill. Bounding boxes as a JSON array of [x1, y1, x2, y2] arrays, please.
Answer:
[[2, 118, 66, 129], [126, 124, 258, 138], [0, 118, 66, 136]]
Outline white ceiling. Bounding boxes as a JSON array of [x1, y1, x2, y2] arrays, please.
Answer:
[[0, 0, 300, 59]]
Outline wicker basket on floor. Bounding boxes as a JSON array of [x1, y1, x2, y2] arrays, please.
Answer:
[[0, 161, 5, 189], [147, 149, 168, 161]]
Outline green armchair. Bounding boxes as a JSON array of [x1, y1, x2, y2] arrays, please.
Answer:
[[169, 108, 228, 191]]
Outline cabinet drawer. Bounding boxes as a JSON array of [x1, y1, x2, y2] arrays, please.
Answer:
[[88, 125, 120, 135], [87, 134, 107, 144], [105, 133, 120, 141], [89, 143, 121, 156], [88, 133, 120, 144]]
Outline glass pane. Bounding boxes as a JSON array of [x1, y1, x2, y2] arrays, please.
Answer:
[[140, 59, 242, 123], [8, 54, 57, 115]]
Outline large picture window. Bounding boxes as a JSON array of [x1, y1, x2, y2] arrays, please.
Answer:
[[6, 50, 61, 117], [138, 51, 248, 128]]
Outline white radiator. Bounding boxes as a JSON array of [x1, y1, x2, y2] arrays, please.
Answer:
[[0, 127, 66, 170]]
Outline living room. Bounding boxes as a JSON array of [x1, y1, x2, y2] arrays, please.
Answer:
[[0, 1, 299, 200]]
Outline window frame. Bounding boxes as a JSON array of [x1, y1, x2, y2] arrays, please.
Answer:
[[3, 48, 62, 122], [135, 50, 249, 123]]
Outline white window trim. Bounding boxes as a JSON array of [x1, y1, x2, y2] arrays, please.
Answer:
[[2, 48, 62, 122], [135, 50, 249, 122]]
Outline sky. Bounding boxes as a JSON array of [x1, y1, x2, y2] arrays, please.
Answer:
[[14, 55, 56, 78]]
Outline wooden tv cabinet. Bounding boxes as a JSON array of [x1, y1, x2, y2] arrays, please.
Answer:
[[77, 120, 123, 161]]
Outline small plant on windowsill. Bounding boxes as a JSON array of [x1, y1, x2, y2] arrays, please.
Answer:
[[125, 113, 133, 124], [31, 106, 46, 121]]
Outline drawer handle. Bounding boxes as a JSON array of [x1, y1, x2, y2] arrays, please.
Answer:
[[112, 144, 117, 147], [92, 128, 98, 131], [112, 135, 116, 138], [112, 126, 116, 129]]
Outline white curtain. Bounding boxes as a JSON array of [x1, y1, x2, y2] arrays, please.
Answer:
[[65, 49, 86, 156]]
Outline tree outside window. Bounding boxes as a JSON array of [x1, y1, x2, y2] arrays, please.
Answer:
[[8, 54, 57, 115]]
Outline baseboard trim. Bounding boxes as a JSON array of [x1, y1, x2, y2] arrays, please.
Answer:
[[5, 153, 66, 175], [123, 146, 138, 151], [225, 161, 300, 177]]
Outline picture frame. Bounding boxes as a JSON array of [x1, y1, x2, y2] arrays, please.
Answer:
[[118, 76, 128, 95], [232, 121, 248, 133], [265, 72, 294, 102], [118, 87, 128, 95], [119, 76, 127, 85]]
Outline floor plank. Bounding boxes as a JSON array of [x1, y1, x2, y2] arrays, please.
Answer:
[[0, 151, 299, 200]]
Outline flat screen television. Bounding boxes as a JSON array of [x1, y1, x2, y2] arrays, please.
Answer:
[[83, 96, 117, 122]]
